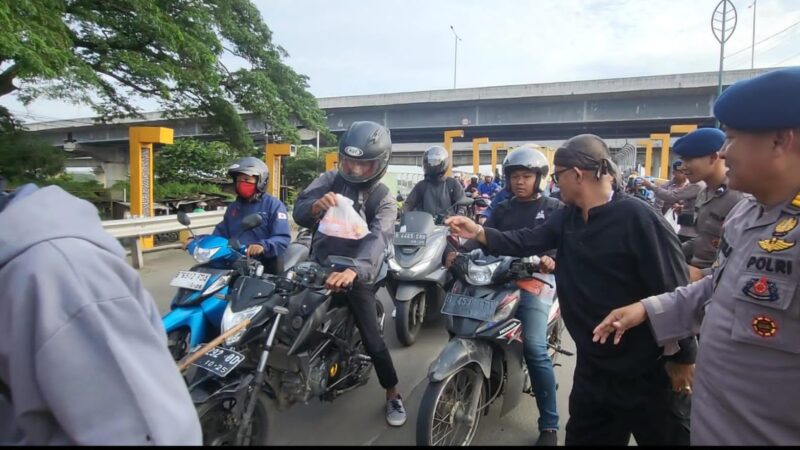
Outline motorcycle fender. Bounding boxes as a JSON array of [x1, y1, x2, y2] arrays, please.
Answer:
[[499, 348, 527, 417], [423, 267, 449, 285], [428, 338, 492, 382], [162, 307, 207, 348], [392, 283, 426, 303]]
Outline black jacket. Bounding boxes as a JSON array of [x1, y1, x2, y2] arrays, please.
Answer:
[[482, 192, 697, 375]]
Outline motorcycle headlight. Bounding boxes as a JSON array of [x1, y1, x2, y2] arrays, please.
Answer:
[[193, 246, 220, 264], [221, 304, 262, 346], [466, 261, 501, 286]]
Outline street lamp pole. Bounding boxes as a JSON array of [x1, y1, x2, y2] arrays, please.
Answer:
[[449, 25, 462, 89], [712, 0, 738, 117], [750, 0, 757, 69]]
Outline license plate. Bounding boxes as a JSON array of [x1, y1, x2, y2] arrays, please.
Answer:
[[442, 293, 499, 321], [192, 346, 246, 378], [395, 232, 427, 246], [170, 270, 212, 290]]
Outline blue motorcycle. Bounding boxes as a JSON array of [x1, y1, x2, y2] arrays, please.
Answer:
[[163, 211, 310, 360]]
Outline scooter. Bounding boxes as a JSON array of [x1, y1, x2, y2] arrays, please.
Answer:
[[416, 251, 572, 446], [163, 211, 308, 360], [386, 197, 474, 346]]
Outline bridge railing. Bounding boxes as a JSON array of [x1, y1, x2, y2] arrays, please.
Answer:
[[102, 210, 224, 269]]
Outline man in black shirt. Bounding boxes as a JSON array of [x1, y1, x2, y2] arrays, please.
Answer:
[[446, 134, 696, 446]]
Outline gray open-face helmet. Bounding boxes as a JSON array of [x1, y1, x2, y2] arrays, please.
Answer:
[[228, 156, 269, 193]]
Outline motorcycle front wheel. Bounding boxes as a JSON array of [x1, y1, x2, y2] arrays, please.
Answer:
[[196, 392, 270, 446], [416, 365, 484, 446], [395, 292, 425, 346]]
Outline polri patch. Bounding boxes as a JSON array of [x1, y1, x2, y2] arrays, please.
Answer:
[[742, 277, 779, 302], [752, 315, 778, 338]]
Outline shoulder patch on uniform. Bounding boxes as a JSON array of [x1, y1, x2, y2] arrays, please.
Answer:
[[277, 212, 287, 220], [791, 192, 800, 209]]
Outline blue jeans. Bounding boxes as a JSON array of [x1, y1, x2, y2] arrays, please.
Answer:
[[516, 288, 559, 431]]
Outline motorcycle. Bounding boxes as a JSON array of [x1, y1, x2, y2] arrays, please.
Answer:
[[416, 251, 572, 446], [186, 255, 387, 445], [163, 211, 308, 360], [386, 196, 474, 346]]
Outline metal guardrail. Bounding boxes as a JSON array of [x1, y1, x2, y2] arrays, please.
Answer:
[[102, 210, 225, 268]]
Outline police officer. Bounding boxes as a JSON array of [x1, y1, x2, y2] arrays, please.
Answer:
[[664, 128, 745, 281], [293, 121, 407, 427], [402, 146, 465, 217], [641, 162, 704, 244], [593, 67, 800, 445]]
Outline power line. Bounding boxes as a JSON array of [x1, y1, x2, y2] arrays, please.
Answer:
[[725, 18, 800, 59], [774, 50, 800, 66]]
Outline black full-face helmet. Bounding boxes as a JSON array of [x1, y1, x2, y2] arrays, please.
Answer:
[[338, 121, 392, 186]]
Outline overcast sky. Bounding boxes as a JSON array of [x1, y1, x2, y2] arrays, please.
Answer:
[[4, 0, 800, 122]]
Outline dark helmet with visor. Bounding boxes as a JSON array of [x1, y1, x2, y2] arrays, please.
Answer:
[[338, 121, 392, 186]]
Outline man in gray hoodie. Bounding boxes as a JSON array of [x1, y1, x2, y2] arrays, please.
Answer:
[[0, 183, 202, 445]]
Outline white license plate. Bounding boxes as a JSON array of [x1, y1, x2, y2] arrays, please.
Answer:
[[170, 270, 212, 290], [192, 346, 246, 378]]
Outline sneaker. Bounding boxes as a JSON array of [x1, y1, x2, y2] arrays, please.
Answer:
[[535, 430, 558, 446], [386, 396, 407, 427]]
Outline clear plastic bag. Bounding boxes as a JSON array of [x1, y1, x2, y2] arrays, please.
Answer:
[[318, 194, 370, 240], [664, 207, 680, 234]]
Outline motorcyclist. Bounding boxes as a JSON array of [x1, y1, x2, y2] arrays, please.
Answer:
[[451, 145, 564, 445], [402, 146, 465, 217], [292, 121, 407, 427], [184, 156, 291, 273], [477, 174, 501, 197]]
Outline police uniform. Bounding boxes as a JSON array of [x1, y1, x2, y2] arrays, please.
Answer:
[[639, 67, 800, 445], [684, 178, 744, 269], [672, 128, 745, 269]]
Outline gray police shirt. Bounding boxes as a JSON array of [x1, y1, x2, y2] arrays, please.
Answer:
[[642, 192, 800, 445]]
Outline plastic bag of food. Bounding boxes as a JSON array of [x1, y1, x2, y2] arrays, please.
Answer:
[[318, 194, 369, 240]]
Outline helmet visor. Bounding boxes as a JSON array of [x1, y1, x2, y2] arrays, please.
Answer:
[[339, 155, 382, 183]]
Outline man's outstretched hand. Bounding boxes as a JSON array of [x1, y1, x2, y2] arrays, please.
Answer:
[[592, 301, 648, 345]]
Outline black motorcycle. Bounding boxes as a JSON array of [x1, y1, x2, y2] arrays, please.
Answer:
[[416, 251, 572, 446], [186, 255, 386, 445]]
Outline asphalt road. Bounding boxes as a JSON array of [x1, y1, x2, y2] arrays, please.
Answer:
[[137, 249, 580, 446]]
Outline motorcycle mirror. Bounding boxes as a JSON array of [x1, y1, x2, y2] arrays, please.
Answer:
[[177, 211, 191, 226], [455, 197, 474, 207], [241, 213, 263, 232], [474, 198, 489, 208]]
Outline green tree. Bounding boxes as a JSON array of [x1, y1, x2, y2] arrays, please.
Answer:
[[0, 0, 329, 149], [282, 146, 336, 204], [155, 138, 238, 184], [0, 131, 65, 182]]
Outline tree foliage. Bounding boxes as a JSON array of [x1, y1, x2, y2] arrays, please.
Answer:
[[282, 146, 336, 204], [0, 0, 329, 149], [154, 138, 239, 184], [0, 131, 65, 182]]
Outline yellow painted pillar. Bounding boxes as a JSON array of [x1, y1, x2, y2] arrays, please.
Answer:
[[129, 127, 173, 249], [637, 139, 654, 177], [443, 130, 464, 177], [265, 143, 294, 198], [670, 124, 698, 135], [650, 133, 672, 180], [325, 153, 339, 171], [490, 142, 505, 176], [472, 137, 489, 176]]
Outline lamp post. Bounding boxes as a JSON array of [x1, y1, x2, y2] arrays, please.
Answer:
[[449, 25, 462, 89], [712, 0, 737, 126], [749, 0, 757, 69]]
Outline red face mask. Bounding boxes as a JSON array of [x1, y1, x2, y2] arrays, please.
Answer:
[[235, 181, 257, 199]]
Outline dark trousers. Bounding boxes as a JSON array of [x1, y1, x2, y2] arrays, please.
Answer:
[[334, 283, 398, 390], [565, 359, 691, 446]]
